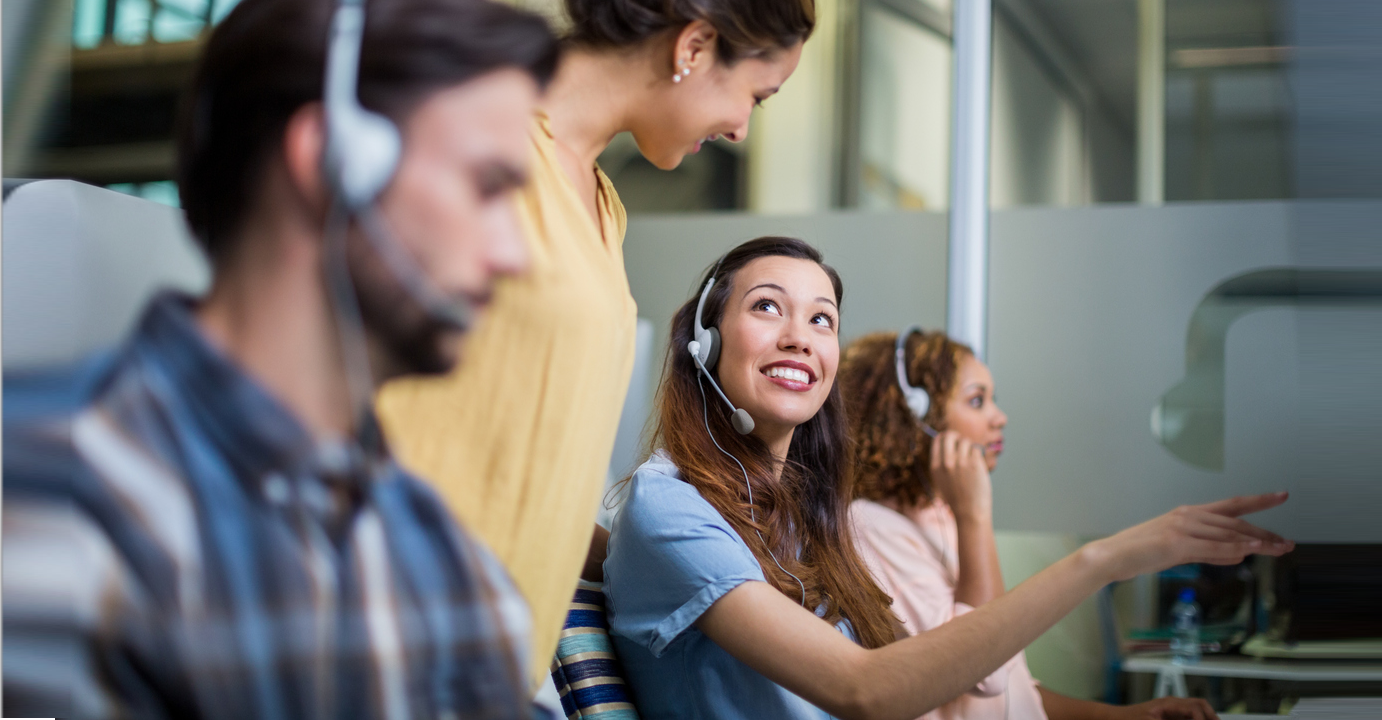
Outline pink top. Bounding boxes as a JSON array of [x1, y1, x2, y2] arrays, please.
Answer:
[[849, 498, 1048, 720]]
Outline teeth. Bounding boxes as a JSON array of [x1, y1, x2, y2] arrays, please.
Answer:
[[765, 366, 810, 383]]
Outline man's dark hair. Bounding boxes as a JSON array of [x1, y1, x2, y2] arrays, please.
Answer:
[[177, 0, 559, 264]]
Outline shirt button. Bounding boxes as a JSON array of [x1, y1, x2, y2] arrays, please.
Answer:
[[264, 474, 291, 505]]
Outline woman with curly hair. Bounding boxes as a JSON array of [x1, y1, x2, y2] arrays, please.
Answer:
[[841, 328, 1221, 720]]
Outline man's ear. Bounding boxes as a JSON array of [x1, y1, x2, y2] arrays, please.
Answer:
[[673, 19, 719, 72], [282, 103, 330, 214]]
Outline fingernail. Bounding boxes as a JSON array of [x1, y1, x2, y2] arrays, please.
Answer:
[[1249, 539, 1262, 546]]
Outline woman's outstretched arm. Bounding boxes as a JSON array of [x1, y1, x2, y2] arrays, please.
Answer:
[[698, 492, 1292, 720]]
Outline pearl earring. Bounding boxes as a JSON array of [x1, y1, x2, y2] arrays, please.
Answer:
[[673, 60, 690, 83]]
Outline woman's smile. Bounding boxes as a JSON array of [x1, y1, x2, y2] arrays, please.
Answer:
[[761, 360, 817, 391]]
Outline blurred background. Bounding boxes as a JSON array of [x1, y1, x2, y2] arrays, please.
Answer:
[[5, 0, 1381, 712], [0, 0, 1320, 209]]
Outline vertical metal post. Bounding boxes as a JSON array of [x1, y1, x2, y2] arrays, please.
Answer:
[[947, 0, 994, 361], [1137, 0, 1165, 205]]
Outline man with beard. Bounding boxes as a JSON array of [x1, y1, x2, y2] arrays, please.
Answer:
[[2, 0, 557, 717]]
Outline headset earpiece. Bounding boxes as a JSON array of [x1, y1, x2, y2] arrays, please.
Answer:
[[896, 325, 932, 421], [692, 276, 721, 370], [328, 109, 401, 211], [699, 326, 720, 370]]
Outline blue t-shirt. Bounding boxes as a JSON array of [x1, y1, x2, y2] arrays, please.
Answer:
[[603, 451, 849, 720]]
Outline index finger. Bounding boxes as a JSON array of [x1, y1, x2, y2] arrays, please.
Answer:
[[1199, 491, 1289, 518]]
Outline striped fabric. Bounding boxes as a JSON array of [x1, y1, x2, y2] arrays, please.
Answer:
[[550, 581, 640, 720]]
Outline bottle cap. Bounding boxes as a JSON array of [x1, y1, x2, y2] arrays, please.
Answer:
[[1178, 587, 1196, 603]]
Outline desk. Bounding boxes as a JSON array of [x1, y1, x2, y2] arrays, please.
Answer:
[[1122, 653, 1382, 698]]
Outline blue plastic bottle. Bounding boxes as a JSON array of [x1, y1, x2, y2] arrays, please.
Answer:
[[1170, 588, 1202, 665]]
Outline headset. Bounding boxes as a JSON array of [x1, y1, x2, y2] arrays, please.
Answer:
[[688, 257, 806, 607], [895, 325, 939, 439], [688, 267, 755, 435], [322, 0, 473, 333], [319, 0, 477, 434]]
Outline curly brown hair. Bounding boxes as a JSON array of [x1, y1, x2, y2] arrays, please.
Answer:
[[839, 329, 973, 509]]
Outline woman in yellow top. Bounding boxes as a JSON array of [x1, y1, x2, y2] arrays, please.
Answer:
[[376, 0, 815, 683]]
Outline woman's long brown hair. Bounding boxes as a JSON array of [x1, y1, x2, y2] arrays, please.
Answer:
[[648, 236, 896, 649]]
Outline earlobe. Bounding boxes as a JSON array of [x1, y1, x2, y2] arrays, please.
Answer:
[[282, 103, 330, 213]]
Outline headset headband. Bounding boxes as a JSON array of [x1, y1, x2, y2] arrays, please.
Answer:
[[694, 253, 729, 335], [694, 276, 714, 336], [896, 325, 924, 393]]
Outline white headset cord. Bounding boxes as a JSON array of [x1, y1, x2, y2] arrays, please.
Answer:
[[697, 374, 808, 607]]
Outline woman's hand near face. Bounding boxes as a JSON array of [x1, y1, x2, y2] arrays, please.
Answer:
[[930, 430, 1005, 607], [929, 431, 993, 521], [1083, 493, 1294, 583]]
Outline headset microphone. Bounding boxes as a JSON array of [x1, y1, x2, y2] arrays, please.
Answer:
[[355, 209, 472, 331], [689, 275, 754, 435], [689, 339, 755, 434]]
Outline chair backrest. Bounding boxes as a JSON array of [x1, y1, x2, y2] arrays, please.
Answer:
[[3, 180, 211, 371], [549, 581, 640, 719]]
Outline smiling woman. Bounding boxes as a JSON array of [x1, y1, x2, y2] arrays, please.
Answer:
[[603, 236, 898, 719], [644, 237, 888, 642], [372, 0, 818, 686], [602, 237, 1293, 720]]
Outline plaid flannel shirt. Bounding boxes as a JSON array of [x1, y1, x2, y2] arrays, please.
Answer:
[[3, 293, 535, 720]]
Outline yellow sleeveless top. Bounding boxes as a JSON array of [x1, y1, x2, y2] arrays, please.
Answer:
[[376, 113, 637, 684]]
